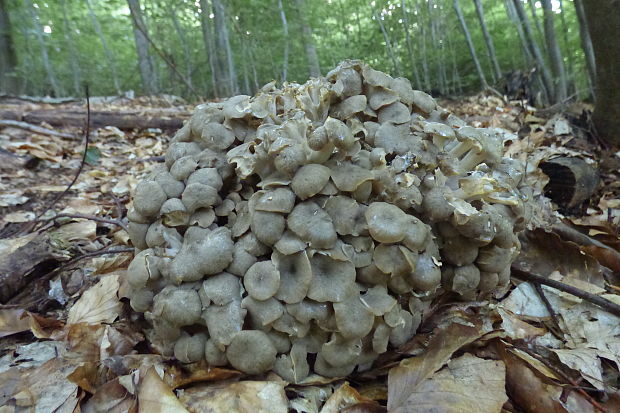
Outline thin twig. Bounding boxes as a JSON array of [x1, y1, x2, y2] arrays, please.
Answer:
[[511, 267, 620, 317], [532, 281, 563, 337], [42, 213, 128, 232], [34, 87, 91, 222], [110, 194, 125, 221]]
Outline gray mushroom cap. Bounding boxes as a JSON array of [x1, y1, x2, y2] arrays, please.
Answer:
[[287, 201, 337, 249], [226, 330, 277, 375], [290, 164, 331, 200], [244, 261, 281, 300], [365, 202, 409, 243]]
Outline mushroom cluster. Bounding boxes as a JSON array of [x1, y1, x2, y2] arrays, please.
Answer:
[[125, 61, 528, 381]]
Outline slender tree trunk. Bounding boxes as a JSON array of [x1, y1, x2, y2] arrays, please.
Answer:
[[127, 0, 158, 95], [60, 0, 82, 95], [25, 0, 62, 96], [277, 0, 289, 82], [213, 0, 238, 96], [170, 5, 193, 95], [0, 0, 17, 94], [511, 0, 553, 103], [473, 0, 501, 82], [293, 0, 321, 78], [414, 0, 431, 91], [453, 0, 488, 88], [527, 0, 545, 52], [85, 0, 121, 94], [557, 0, 574, 94], [541, 0, 567, 102], [198, 0, 219, 98], [581, 0, 620, 145], [373, 8, 401, 76], [573, 0, 596, 98], [429, 0, 447, 93], [336, 0, 350, 45], [504, 0, 533, 66], [400, 0, 422, 88]]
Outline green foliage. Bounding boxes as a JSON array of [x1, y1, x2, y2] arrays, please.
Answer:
[[3, 0, 589, 99]]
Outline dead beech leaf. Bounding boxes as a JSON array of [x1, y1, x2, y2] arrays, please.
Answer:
[[320, 382, 381, 413], [163, 360, 240, 389], [497, 308, 547, 340], [0, 309, 31, 338], [52, 221, 97, 242], [552, 348, 605, 390], [391, 354, 507, 413], [138, 367, 188, 413], [67, 274, 121, 325], [387, 321, 484, 411], [176, 380, 287, 413]]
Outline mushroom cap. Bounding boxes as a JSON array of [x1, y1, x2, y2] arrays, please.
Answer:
[[153, 287, 202, 326], [273, 342, 309, 383], [321, 334, 362, 367], [365, 202, 409, 243], [186, 168, 223, 191], [250, 210, 286, 246], [333, 293, 375, 339], [273, 251, 313, 304], [244, 261, 281, 300], [203, 300, 247, 349], [181, 183, 220, 213], [226, 330, 277, 375], [290, 164, 331, 200], [170, 156, 198, 181], [253, 188, 296, 213], [201, 272, 241, 305], [134, 181, 167, 218], [323, 196, 367, 236], [287, 201, 337, 249], [174, 333, 207, 363], [200, 122, 236, 151], [307, 255, 356, 302], [242, 296, 284, 328], [329, 161, 374, 192]]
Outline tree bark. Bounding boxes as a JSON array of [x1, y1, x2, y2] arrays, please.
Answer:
[[293, 0, 321, 78], [277, 0, 289, 82], [414, 0, 431, 91], [527, 0, 545, 51], [581, 0, 620, 146], [60, 0, 82, 95], [85, 0, 121, 95], [400, 0, 422, 89], [25, 0, 62, 97], [0, 0, 17, 94], [511, 0, 553, 103], [127, 0, 158, 95], [170, 5, 193, 95], [373, 8, 401, 76], [198, 0, 219, 98], [213, 0, 238, 96], [453, 0, 488, 88], [573, 0, 596, 98], [557, 0, 574, 94], [541, 0, 567, 102], [504, 0, 533, 65], [473, 0, 501, 82]]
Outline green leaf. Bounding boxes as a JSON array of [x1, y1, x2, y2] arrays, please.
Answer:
[[84, 146, 101, 166]]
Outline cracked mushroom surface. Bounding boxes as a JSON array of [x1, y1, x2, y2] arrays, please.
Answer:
[[126, 60, 530, 381]]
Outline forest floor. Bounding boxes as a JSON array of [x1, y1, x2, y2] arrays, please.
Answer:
[[0, 93, 619, 412]]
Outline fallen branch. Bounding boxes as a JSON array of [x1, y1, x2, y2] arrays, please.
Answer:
[[0, 119, 77, 139], [0, 108, 188, 131], [43, 212, 128, 232], [511, 267, 620, 318]]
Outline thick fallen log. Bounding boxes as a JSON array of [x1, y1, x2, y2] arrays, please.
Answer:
[[0, 108, 190, 131]]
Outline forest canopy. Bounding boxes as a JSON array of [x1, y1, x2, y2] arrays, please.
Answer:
[[0, 0, 594, 104]]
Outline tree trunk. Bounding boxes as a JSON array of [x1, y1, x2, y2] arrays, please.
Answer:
[[277, 0, 289, 82], [213, 0, 238, 96], [504, 0, 533, 66], [474, 0, 501, 82], [527, 0, 545, 51], [511, 0, 553, 103], [293, 0, 321, 78], [373, 8, 401, 76], [85, 0, 121, 95], [557, 0, 574, 94], [127, 0, 158, 95], [400, 0, 422, 89], [414, 0, 431, 91], [541, 0, 567, 102], [0, 0, 17, 94], [170, 5, 193, 95], [573, 0, 596, 98], [429, 0, 447, 92], [453, 0, 488, 88], [25, 0, 61, 97], [581, 0, 620, 146], [60, 0, 82, 95], [198, 0, 219, 98]]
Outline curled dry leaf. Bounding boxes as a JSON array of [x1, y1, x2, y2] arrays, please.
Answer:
[[320, 382, 382, 413], [67, 273, 121, 325], [391, 354, 507, 413], [176, 380, 288, 413], [138, 367, 189, 413], [387, 321, 485, 411]]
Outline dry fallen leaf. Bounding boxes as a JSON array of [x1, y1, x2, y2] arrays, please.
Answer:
[[320, 382, 381, 413], [138, 367, 189, 413], [387, 321, 485, 411], [177, 380, 288, 413], [392, 354, 507, 413], [0, 309, 31, 338], [67, 273, 121, 325]]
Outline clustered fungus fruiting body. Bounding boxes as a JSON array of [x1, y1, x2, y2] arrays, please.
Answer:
[[125, 60, 529, 381]]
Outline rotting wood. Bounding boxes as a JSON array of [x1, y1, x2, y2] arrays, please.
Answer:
[[0, 119, 77, 139], [0, 108, 189, 131]]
